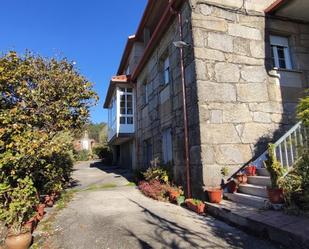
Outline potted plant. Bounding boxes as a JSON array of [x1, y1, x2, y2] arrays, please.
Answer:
[[206, 166, 229, 203], [235, 173, 248, 184], [176, 195, 185, 206], [167, 186, 183, 203], [245, 165, 256, 176], [264, 144, 285, 204], [1, 177, 38, 249], [185, 199, 205, 214]]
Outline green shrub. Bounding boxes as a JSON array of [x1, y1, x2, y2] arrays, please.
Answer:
[[74, 150, 90, 161], [92, 146, 113, 165], [264, 144, 285, 189], [143, 167, 170, 184], [297, 91, 309, 126]]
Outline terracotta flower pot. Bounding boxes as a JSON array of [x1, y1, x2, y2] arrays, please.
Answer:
[[185, 199, 205, 214], [168, 190, 180, 203], [36, 204, 45, 221], [44, 196, 54, 207], [5, 232, 32, 249], [207, 188, 223, 203], [245, 165, 256, 176], [267, 188, 284, 204], [236, 174, 248, 184], [227, 180, 238, 193]]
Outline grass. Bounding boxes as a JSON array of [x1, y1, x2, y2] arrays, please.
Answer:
[[126, 182, 136, 187], [83, 183, 117, 191]]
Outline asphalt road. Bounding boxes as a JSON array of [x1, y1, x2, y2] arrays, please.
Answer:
[[51, 161, 282, 249]]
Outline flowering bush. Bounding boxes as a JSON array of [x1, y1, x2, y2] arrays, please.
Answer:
[[143, 167, 170, 183], [138, 180, 169, 201]]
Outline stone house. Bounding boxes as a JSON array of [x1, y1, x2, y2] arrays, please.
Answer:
[[104, 0, 308, 197]]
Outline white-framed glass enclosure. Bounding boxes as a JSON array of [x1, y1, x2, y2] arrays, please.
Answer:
[[108, 86, 135, 141]]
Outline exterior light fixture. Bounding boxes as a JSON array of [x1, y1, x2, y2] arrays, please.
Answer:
[[173, 40, 191, 48]]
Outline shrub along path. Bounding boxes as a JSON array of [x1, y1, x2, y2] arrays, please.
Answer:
[[45, 161, 282, 249]]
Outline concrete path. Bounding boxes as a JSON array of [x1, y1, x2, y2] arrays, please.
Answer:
[[51, 161, 283, 249]]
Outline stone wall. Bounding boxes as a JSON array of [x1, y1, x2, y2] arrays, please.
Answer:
[[190, 0, 308, 188], [135, 2, 202, 193]]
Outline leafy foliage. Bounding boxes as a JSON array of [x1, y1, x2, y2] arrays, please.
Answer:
[[92, 146, 113, 164], [138, 180, 169, 201], [297, 91, 309, 126], [0, 51, 97, 230], [264, 144, 285, 189], [143, 166, 170, 184]]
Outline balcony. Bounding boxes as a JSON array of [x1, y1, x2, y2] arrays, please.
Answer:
[[104, 75, 135, 145]]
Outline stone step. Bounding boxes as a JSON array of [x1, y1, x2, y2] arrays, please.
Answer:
[[238, 183, 268, 198], [205, 200, 309, 249], [247, 176, 271, 187], [257, 168, 270, 176], [224, 192, 268, 209]]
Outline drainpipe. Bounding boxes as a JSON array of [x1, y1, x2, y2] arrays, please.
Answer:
[[171, 6, 192, 198]]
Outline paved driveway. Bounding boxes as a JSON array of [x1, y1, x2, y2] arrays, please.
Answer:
[[51, 161, 282, 249]]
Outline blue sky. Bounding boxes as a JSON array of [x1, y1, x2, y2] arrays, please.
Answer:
[[0, 0, 147, 123]]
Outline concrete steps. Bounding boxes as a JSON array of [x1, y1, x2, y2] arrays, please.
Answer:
[[205, 200, 309, 249], [247, 176, 271, 187], [238, 183, 268, 198], [257, 168, 270, 176], [224, 192, 268, 209]]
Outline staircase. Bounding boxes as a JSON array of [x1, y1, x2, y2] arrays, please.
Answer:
[[224, 121, 308, 209]]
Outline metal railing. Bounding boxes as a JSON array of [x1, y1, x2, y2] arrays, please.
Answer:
[[273, 122, 307, 170], [228, 122, 307, 182]]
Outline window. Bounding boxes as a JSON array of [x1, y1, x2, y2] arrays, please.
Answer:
[[270, 35, 292, 70], [163, 56, 170, 85], [118, 87, 134, 125], [162, 128, 173, 164]]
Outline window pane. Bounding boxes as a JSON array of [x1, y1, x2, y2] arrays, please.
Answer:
[[120, 117, 126, 124], [279, 59, 286, 69], [120, 87, 126, 92], [277, 46, 285, 59], [127, 88, 132, 93], [127, 117, 133, 124], [127, 108, 133, 114], [120, 108, 126, 114], [164, 69, 169, 84]]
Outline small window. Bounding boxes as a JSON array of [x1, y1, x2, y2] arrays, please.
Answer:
[[163, 57, 170, 85], [127, 117, 133, 124], [270, 35, 292, 70], [162, 128, 173, 164], [120, 117, 126, 124]]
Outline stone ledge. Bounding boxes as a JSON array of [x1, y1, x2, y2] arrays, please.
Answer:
[[205, 200, 309, 249]]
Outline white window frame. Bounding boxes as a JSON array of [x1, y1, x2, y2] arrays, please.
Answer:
[[162, 128, 173, 164], [118, 87, 134, 125], [270, 35, 292, 70], [163, 57, 170, 85]]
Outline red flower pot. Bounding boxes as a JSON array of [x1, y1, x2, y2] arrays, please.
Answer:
[[185, 199, 205, 214], [236, 174, 248, 184], [36, 204, 45, 220], [44, 195, 54, 207], [245, 165, 256, 176], [267, 188, 284, 204], [168, 190, 180, 203], [206, 188, 223, 203]]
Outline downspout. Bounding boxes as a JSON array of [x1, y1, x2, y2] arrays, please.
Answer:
[[171, 6, 192, 198]]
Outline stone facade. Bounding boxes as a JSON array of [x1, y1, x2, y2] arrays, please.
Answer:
[[190, 0, 308, 189], [109, 0, 308, 198]]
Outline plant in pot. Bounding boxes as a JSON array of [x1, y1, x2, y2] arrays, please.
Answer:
[[206, 166, 229, 203], [264, 144, 285, 205], [245, 164, 256, 176], [167, 186, 183, 203], [0, 177, 38, 249], [185, 199, 205, 214]]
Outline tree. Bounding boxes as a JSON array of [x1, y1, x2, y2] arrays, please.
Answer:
[[0, 51, 98, 229]]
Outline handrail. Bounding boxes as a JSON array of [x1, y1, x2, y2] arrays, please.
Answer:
[[226, 121, 306, 183]]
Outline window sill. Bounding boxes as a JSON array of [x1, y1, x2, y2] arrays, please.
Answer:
[[271, 68, 303, 74]]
